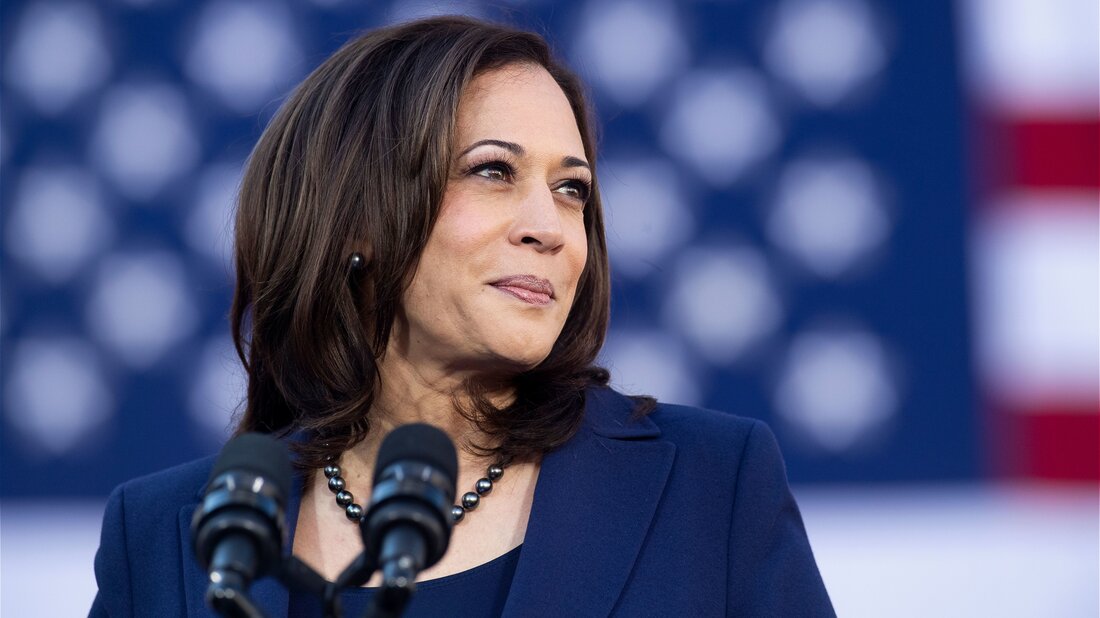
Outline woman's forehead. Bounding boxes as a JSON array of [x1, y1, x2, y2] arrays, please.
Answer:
[[455, 64, 585, 157]]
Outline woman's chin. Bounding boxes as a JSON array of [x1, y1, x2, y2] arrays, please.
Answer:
[[480, 340, 554, 373]]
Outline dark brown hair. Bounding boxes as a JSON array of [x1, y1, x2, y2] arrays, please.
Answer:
[[231, 16, 637, 470]]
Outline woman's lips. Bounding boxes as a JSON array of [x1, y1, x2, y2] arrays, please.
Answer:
[[490, 275, 554, 306]]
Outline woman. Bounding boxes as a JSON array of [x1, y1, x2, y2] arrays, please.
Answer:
[[91, 16, 834, 617]]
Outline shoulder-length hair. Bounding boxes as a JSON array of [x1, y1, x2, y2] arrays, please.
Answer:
[[232, 15, 631, 470]]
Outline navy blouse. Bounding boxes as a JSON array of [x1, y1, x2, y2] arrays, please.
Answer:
[[288, 544, 524, 617]]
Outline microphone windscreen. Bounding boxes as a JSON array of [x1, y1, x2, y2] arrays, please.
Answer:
[[374, 423, 458, 486], [208, 433, 293, 499]]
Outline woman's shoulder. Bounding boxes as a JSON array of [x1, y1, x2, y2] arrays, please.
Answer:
[[584, 385, 782, 477], [92, 454, 222, 616], [586, 385, 766, 445], [650, 398, 762, 435], [107, 453, 217, 512]]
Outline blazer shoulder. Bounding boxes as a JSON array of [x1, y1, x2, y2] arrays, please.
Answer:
[[648, 400, 761, 434], [113, 454, 217, 509], [584, 386, 759, 439], [647, 398, 766, 455], [588, 387, 769, 470], [91, 454, 218, 616]]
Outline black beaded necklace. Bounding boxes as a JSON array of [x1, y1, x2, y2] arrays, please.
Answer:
[[324, 459, 507, 523]]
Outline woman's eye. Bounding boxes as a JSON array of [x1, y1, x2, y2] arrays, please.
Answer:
[[555, 180, 591, 203], [471, 162, 513, 182]]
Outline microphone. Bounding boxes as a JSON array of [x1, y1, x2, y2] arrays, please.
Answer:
[[191, 433, 292, 618], [336, 424, 458, 611]]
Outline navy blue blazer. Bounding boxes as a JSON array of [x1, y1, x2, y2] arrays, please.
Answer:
[[90, 387, 834, 616]]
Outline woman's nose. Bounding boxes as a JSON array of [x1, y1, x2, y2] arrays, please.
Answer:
[[508, 184, 565, 253]]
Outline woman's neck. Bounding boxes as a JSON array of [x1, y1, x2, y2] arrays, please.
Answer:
[[339, 339, 511, 478]]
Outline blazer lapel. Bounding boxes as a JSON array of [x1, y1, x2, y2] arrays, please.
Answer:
[[179, 504, 214, 617], [503, 388, 676, 617]]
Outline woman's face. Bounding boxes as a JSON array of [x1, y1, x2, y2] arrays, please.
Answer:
[[395, 63, 590, 375]]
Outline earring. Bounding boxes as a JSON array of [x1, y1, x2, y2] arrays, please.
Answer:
[[348, 252, 366, 271]]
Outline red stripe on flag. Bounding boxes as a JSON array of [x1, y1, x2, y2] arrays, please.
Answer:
[[987, 117, 1100, 190], [990, 404, 1100, 482]]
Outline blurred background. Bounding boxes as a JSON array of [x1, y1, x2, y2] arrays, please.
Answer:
[[1, 0, 1096, 615]]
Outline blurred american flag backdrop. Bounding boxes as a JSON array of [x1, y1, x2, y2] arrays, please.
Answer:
[[1, 0, 1096, 615]]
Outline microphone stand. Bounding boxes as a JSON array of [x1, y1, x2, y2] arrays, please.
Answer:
[[334, 544, 417, 618], [206, 555, 343, 618], [219, 548, 405, 618], [205, 572, 265, 618], [203, 511, 422, 618]]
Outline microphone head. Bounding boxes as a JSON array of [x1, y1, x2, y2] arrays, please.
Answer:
[[209, 433, 293, 499], [192, 432, 292, 581], [374, 423, 458, 487]]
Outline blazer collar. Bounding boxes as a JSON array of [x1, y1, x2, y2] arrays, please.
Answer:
[[179, 387, 674, 618]]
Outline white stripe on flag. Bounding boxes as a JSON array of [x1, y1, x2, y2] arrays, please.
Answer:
[[972, 191, 1100, 408], [961, 0, 1099, 114]]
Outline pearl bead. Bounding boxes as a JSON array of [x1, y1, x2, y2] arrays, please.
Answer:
[[475, 478, 493, 495], [487, 464, 504, 481], [327, 476, 345, 492], [461, 492, 480, 510], [345, 503, 363, 521], [451, 506, 465, 522], [335, 490, 353, 506], [323, 465, 340, 479]]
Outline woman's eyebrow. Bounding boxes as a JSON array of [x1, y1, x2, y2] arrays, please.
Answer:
[[561, 155, 590, 171], [458, 138, 590, 170], [459, 138, 524, 157]]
